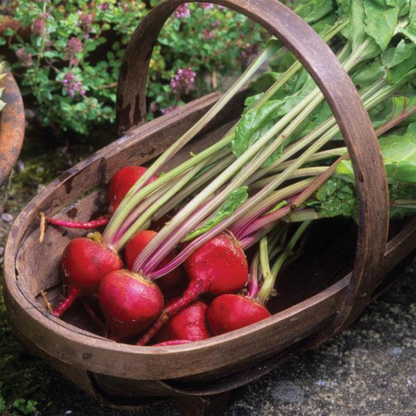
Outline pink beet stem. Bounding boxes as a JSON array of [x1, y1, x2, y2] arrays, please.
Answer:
[[153, 340, 192, 347], [46, 216, 109, 229], [82, 299, 104, 328], [137, 279, 210, 346], [53, 286, 80, 318]]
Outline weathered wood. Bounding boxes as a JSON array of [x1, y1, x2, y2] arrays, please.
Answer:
[[2, 1, 413, 415], [0, 69, 25, 186]]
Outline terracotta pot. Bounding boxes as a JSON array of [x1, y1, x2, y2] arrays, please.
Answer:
[[0, 68, 25, 187]]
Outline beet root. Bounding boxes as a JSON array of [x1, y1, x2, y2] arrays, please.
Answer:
[[99, 270, 164, 341], [185, 231, 248, 296], [108, 166, 158, 214], [126, 230, 188, 299], [137, 231, 248, 345], [207, 294, 271, 335], [153, 299, 211, 344], [53, 237, 123, 318]]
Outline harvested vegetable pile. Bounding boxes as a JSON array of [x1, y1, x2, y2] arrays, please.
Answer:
[[43, 0, 416, 346]]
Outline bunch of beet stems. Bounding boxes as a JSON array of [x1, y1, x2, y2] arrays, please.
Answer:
[[248, 222, 311, 306], [101, 21, 348, 251], [133, 68, 416, 345], [130, 60, 413, 277]]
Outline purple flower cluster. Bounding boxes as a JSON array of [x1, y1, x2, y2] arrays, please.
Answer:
[[174, 4, 190, 18], [241, 44, 260, 66], [211, 19, 221, 29], [203, 29, 213, 40], [66, 37, 83, 63], [161, 105, 180, 115], [98, 3, 110, 11], [77, 11, 94, 36], [32, 17, 47, 36], [170, 67, 196, 94], [16, 48, 33, 67], [62, 72, 85, 97], [201, 3, 214, 9]]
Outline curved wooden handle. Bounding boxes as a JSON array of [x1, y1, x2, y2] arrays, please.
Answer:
[[116, 0, 389, 343]]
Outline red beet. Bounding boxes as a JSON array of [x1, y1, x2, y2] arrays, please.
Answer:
[[125, 230, 188, 299], [153, 300, 211, 344], [99, 270, 164, 341], [44, 166, 154, 231], [137, 232, 248, 345], [207, 294, 271, 335], [108, 166, 158, 214], [53, 237, 123, 318]]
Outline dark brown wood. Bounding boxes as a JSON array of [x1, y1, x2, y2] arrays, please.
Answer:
[[2, 1, 411, 415], [0, 69, 25, 186], [173, 392, 230, 416], [117, 0, 389, 343]]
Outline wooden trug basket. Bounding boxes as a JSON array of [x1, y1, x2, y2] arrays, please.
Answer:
[[0, 68, 25, 187], [4, 1, 416, 415]]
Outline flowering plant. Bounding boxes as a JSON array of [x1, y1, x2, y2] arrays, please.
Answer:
[[3, 1, 266, 135]]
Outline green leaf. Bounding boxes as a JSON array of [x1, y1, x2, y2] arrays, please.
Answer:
[[337, 122, 416, 184], [336, 0, 366, 49], [293, 0, 334, 24], [183, 187, 249, 241], [234, 75, 316, 166], [386, 40, 416, 83], [363, 0, 401, 51], [307, 177, 358, 218]]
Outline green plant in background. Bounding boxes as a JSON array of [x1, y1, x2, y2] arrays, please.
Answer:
[[2, 0, 266, 135]]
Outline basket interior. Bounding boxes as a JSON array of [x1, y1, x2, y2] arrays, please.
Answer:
[[12, 95, 411, 343]]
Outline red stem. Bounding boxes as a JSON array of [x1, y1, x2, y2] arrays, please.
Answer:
[[46, 216, 109, 230], [53, 287, 80, 318], [137, 279, 210, 346]]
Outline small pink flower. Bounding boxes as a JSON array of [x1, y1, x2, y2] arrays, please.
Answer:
[[161, 105, 180, 115], [16, 48, 33, 67], [78, 12, 94, 31], [32, 17, 47, 36], [203, 29, 213, 40], [211, 19, 220, 28], [65, 37, 83, 60], [98, 3, 110, 10], [201, 3, 214, 9], [174, 4, 190, 18], [62, 72, 86, 97], [170, 67, 196, 94]]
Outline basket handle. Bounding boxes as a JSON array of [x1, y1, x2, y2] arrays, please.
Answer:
[[116, 0, 389, 342]]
